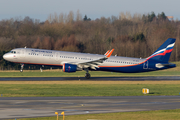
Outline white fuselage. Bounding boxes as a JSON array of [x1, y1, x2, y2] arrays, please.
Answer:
[[3, 48, 144, 68]]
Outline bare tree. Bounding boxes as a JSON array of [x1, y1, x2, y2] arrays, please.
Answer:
[[47, 14, 53, 23], [119, 12, 126, 20], [59, 13, 64, 23], [76, 9, 82, 21], [53, 12, 58, 23], [67, 11, 74, 23], [126, 11, 132, 20]]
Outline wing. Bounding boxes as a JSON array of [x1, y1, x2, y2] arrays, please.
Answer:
[[76, 49, 114, 70]]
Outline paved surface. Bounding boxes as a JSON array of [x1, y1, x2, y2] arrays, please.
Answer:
[[0, 76, 180, 81], [0, 96, 180, 119]]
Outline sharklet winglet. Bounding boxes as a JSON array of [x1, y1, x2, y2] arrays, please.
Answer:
[[106, 49, 114, 58], [104, 50, 110, 55]]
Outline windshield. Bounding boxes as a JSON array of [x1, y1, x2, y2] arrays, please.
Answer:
[[9, 51, 16, 54]]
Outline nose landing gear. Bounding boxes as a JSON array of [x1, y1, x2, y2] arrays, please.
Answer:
[[40, 65, 44, 72], [20, 64, 24, 72]]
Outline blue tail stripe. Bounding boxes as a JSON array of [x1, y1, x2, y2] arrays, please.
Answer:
[[147, 38, 176, 62]]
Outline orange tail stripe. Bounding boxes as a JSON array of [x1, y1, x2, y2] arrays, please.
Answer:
[[106, 49, 114, 58]]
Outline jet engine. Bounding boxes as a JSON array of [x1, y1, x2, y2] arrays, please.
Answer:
[[62, 63, 77, 72]]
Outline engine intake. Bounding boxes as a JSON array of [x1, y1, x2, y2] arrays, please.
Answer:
[[63, 63, 77, 72]]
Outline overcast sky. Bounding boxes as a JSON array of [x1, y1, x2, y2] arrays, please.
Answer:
[[0, 0, 179, 22]]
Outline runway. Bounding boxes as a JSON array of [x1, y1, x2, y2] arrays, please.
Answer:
[[0, 77, 180, 119], [1, 76, 180, 81], [0, 96, 180, 119]]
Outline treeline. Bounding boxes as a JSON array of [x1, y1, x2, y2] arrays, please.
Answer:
[[0, 11, 179, 70]]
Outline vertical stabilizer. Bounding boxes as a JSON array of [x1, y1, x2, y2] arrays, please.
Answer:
[[146, 38, 176, 62]]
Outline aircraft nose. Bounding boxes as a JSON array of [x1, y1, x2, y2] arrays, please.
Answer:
[[3, 54, 7, 60], [3, 54, 11, 61]]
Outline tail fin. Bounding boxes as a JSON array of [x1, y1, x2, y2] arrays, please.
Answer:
[[146, 38, 176, 62]]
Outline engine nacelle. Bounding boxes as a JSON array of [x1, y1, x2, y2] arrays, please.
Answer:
[[62, 63, 77, 72]]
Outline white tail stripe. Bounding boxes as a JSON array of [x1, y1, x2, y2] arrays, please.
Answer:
[[151, 42, 175, 56]]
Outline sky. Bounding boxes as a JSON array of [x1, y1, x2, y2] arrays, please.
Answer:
[[0, 0, 179, 22]]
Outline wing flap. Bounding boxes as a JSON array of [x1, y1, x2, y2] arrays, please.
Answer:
[[76, 49, 114, 69]]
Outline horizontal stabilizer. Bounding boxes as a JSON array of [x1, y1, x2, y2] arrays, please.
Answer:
[[155, 63, 176, 68]]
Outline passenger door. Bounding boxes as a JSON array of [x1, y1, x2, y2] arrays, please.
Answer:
[[21, 49, 25, 58], [55, 52, 59, 61], [143, 61, 148, 69]]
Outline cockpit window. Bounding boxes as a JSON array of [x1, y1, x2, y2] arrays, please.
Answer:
[[9, 51, 16, 54]]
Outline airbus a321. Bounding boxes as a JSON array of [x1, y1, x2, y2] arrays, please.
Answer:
[[3, 38, 176, 79]]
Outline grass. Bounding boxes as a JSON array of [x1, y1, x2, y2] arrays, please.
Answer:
[[0, 61, 180, 77], [0, 68, 179, 77], [9, 109, 180, 120], [0, 81, 180, 97]]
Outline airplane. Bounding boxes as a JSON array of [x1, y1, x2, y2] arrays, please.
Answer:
[[3, 38, 176, 79]]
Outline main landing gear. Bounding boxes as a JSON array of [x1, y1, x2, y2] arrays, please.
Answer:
[[85, 69, 91, 79], [20, 64, 24, 72]]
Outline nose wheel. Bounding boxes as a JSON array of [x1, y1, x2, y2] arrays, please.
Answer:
[[40, 65, 44, 72], [20, 64, 24, 72]]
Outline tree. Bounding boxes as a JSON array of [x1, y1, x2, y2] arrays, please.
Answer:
[[142, 12, 156, 22], [59, 13, 64, 23], [53, 12, 58, 23], [76, 9, 82, 21], [158, 12, 167, 20], [47, 14, 53, 23], [147, 12, 156, 22], [67, 11, 74, 23], [83, 15, 91, 21], [132, 33, 146, 42]]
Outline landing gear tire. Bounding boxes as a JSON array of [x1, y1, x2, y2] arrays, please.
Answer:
[[85, 73, 91, 79], [20, 64, 24, 72]]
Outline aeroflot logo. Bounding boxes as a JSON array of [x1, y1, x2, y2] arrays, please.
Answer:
[[31, 50, 52, 53], [68, 66, 71, 71]]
